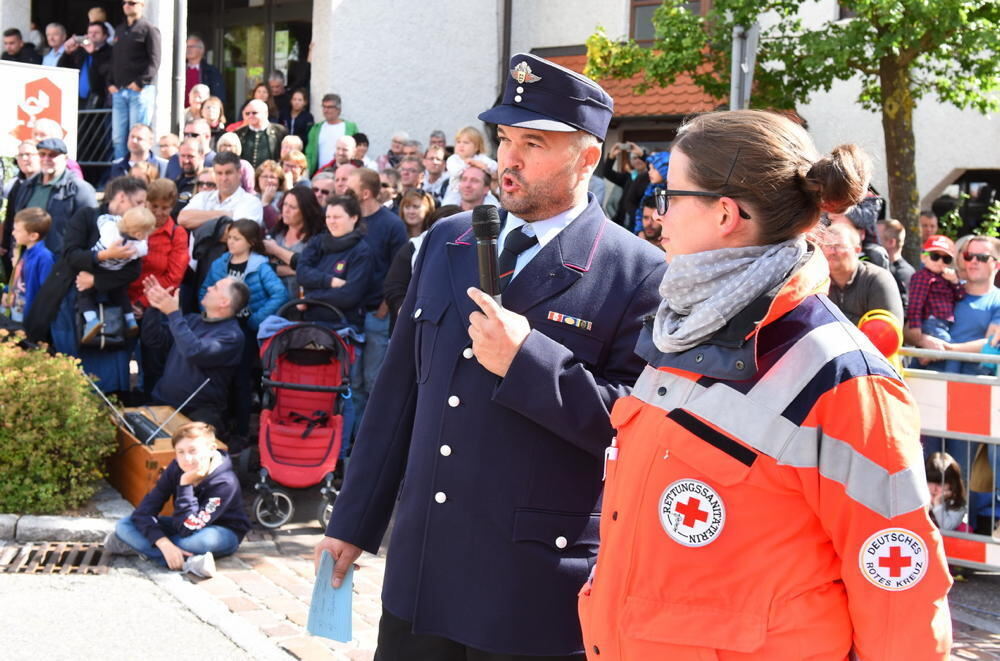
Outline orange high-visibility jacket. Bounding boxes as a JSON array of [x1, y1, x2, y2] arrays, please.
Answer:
[[579, 249, 952, 660]]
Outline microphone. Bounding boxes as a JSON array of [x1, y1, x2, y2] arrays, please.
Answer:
[[471, 204, 502, 303]]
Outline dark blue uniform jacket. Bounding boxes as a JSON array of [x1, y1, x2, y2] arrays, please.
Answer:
[[326, 195, 666, 655]]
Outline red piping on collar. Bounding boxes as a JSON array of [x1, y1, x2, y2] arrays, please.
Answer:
[[451, 228, 473, 246], [563, 220, 604, 273]]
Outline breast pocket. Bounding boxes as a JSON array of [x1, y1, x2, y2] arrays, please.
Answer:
[[536, 317, 604, 367], [412, 296, 448, 384]]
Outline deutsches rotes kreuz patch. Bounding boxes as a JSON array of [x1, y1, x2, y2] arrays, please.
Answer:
[[659, 479, 725, 547], [859, 528, 928, 591]]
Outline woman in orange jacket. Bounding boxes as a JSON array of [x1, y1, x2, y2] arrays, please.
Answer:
[[578, 110, 952, 660]]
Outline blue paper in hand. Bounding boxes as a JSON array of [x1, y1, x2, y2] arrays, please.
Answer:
[[307, 550, 353, 642]]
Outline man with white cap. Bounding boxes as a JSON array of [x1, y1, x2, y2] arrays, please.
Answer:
[[317, 53, 666, 659]]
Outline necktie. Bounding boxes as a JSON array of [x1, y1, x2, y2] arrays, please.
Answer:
[[498, 227, 539, 292]]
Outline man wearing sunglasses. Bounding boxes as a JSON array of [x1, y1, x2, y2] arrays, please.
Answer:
[[108, 0, 160, 160], [908, 236, 1000, 367]]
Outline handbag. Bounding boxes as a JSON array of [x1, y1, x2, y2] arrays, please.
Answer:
[[77, 302, 126, 350]]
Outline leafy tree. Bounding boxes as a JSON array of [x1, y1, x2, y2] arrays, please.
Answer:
[[586, 0, 1000, 262]]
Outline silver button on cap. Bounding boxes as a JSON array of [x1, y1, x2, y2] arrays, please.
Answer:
[[555, 536, 568, 549]]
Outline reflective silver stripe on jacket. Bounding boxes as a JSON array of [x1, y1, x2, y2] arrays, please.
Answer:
[[629, 322, 929, 518]]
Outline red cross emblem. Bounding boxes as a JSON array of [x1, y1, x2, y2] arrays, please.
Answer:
[[878, 546, 912, 577], [675, 497, 709, 528]]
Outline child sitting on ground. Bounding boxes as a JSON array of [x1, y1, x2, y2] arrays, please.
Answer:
[[104, 422, 251, 578], [2, 208, 54, 322], [906, 234, 964, 347], [79, 206, 157, 343], [926, 451, 969, 532]]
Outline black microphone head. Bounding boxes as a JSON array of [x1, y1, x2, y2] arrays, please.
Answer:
[[471, 205, 501, 241]]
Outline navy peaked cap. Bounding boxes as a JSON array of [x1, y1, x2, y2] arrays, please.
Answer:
[[478, 53, 614, 141]]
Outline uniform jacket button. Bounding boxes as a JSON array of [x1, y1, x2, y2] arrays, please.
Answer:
[[462, 347, 474, 359], [514, 94, 523, 102], [440, 444, 452, 456], [414, 308, 423, 319], [448, 395, 460, 408], [735, 360, 745, 370], [435, 491, 447, 504], [695, 353, 704, 363], [555, 536, 568, 549], [657, 386, 667, 396]]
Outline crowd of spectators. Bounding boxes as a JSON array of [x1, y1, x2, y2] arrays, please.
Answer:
[[4, 8, 1000, 528]]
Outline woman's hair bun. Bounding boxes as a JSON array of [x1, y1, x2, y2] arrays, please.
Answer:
[[801, 144, 872, 214]]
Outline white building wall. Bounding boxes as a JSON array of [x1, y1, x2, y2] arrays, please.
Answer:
[[509, 0, 626, 53], [312, 0, 503, 160], [0, 1, 30, 39]]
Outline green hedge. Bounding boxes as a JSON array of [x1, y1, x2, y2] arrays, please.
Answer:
[[0, 331, 117, 513]]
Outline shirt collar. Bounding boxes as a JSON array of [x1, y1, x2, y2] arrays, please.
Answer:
[[503, 199, 588, 248]]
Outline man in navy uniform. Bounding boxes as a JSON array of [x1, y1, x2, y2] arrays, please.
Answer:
[[316, 53, 666, 659]]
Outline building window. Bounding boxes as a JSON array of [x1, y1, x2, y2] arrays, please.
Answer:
[[631, 1, 705, 43], [838, 4, 857, 19]]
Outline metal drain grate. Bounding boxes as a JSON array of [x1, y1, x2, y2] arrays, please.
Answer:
[[0, 542, 111, 575]]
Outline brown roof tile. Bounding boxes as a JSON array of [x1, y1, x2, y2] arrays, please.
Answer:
[[549, 53, 721, 119]]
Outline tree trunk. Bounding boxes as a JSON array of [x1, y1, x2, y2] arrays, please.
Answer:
[[879, 56, 921, 265]]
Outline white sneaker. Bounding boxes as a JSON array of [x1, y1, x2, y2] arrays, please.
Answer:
[[182, 552, 216, 578]]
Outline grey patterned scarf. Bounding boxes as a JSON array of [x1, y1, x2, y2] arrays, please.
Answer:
[[652, 238, 807, 354]]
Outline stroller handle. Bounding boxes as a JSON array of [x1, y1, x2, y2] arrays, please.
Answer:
[[262, 378, 351, 394], [277, 298, 348, 325]]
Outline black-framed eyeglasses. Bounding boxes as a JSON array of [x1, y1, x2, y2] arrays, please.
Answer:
[[924, 252, 953, 265], [654, 188, 751, 220], [963, 252, 993, 263], [196, 181, 216, 188]]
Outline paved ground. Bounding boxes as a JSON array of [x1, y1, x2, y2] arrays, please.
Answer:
[[5, 481, 1000, 660]]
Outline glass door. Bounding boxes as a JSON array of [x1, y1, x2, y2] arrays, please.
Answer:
[[223, 24, 268, 119]]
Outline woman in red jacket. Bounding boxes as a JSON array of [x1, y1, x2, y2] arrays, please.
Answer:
[[131, 178, 190, 397], [578, 110, 952, 660]]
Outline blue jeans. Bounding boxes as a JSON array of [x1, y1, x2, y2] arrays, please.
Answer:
[[115, 515, 240, 566], [111, 86, 156, 159], [352, 311, 390, 443]]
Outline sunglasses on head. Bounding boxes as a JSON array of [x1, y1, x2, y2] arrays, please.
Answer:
[[925, 252, 953, 264], [963, 252, 994, 263], [653, 188, 751, 220]]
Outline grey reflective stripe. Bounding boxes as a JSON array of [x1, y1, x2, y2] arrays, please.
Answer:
[[635, 367, 928, 518], [818, 428, 930, 518], [631, 365, 706, 412], [747, 321, 867, 412]]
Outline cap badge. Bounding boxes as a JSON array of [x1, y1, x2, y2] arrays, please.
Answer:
[[511, 61, 541, 84]]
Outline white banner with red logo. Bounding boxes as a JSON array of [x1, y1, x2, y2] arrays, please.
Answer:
[[1, 60, 79, 159]]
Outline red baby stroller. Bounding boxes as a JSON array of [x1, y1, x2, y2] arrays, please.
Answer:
[[252, 300, 355, 529]]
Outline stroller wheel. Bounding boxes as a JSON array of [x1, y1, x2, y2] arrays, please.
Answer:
[[253, 490, 295, 529], [317, 498, 335, 530]]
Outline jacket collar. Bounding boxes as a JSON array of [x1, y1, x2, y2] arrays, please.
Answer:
[[638, 243, 829, 380], [445, 194, 607, 324]]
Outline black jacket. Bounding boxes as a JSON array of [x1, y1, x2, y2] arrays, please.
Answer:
[[1, 43, 41, 65], [198, 61, 226, 103], [111, 18, 160, 88], [59, 43, 113, 108], [12, 171, 98, 255], [23, 205, 141, 342]]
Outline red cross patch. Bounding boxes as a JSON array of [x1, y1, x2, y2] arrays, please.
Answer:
[[859, 528, 928, 591], [659, 479, 725, 547]]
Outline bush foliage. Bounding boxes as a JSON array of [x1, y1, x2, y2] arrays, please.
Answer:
[[0, 331, 117, 513]]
